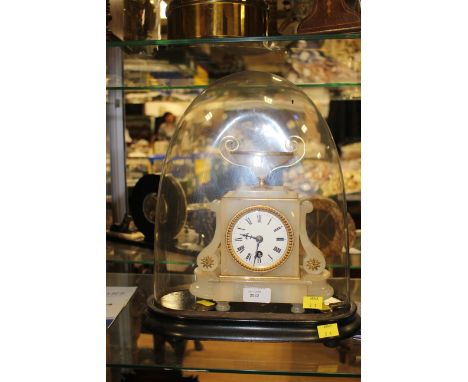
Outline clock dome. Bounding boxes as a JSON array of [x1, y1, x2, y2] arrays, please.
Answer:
[[148, 71, 359, 342]]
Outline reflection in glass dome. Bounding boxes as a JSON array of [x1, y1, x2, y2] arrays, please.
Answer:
[[151, 71, 355, 331]]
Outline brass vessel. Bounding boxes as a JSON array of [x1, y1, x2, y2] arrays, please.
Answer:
[[166, 0, 269, 39]]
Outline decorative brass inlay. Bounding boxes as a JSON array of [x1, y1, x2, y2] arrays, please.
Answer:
[[201, 256, 214, 270], [306, 258, 321, 271], [219, 275, 301, 281], [225, 205, 294, 272]]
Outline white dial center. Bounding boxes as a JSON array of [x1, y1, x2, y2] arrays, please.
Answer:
[[227, 206, 293, 271]]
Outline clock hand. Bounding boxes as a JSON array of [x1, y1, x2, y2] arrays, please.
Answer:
[[240, 233, 257, 240], [240, 235, 264, 265], [252, 238, 263, 265]]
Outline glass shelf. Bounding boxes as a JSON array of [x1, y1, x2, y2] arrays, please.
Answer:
[[106, 240, 154, 266], [106, 273, 361, 377], [107, 33, 361, 48], [107, 83, 360, 91], [107, 34, 361, 99], [106, 240, 361, 272]]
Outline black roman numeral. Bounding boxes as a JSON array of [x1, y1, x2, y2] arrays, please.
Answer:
[[273, 246, 281, 253], [267, 218, 272, 225], [274, 226, 282, 232], [276, 237, 285, 241], [237, 245, 245, 253], [268, 254, 273, 260], [245, 217, 252, 225], [237, 227, 246, 230], [257, 214, 261, 223], [235, 237, 243, 241]]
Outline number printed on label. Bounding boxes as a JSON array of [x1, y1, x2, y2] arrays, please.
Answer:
[[243, 287, 271, 303], [303, 296, 324, 310], [317, 323, 340, 338]]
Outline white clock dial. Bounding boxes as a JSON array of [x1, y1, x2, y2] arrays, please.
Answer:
[[226, 205, 293, 272]]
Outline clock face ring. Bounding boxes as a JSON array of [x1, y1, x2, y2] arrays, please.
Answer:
[[225, 205, 294, 272]]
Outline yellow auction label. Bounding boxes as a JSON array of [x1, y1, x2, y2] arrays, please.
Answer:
[[317, 323, 339, 338], [303, 296, 323, 309], [194, 159, 212, 184], [194, 65, 209, 86], [196, 300, 215, 307], [317, 364, 339, 373]]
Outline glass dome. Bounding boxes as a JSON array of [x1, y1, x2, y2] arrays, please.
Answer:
[[152, 71, 355, 328]]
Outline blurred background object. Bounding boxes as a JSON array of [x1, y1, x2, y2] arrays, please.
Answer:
[[108, 0, 162, 41], [297, 0, 360, 34], [166, 0, 269, 39]]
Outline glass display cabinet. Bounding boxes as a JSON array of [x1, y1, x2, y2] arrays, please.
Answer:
[[107, 273, 361, 380], [107, 7, 361, 373], [145, 71, 359, 342]]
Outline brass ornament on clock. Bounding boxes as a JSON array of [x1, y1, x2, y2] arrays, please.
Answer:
[[306, 257, 322, 272], [200, 256, 215, 270]]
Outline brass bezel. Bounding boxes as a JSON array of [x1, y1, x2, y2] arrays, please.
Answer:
[[225, 205, 294, 272]]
